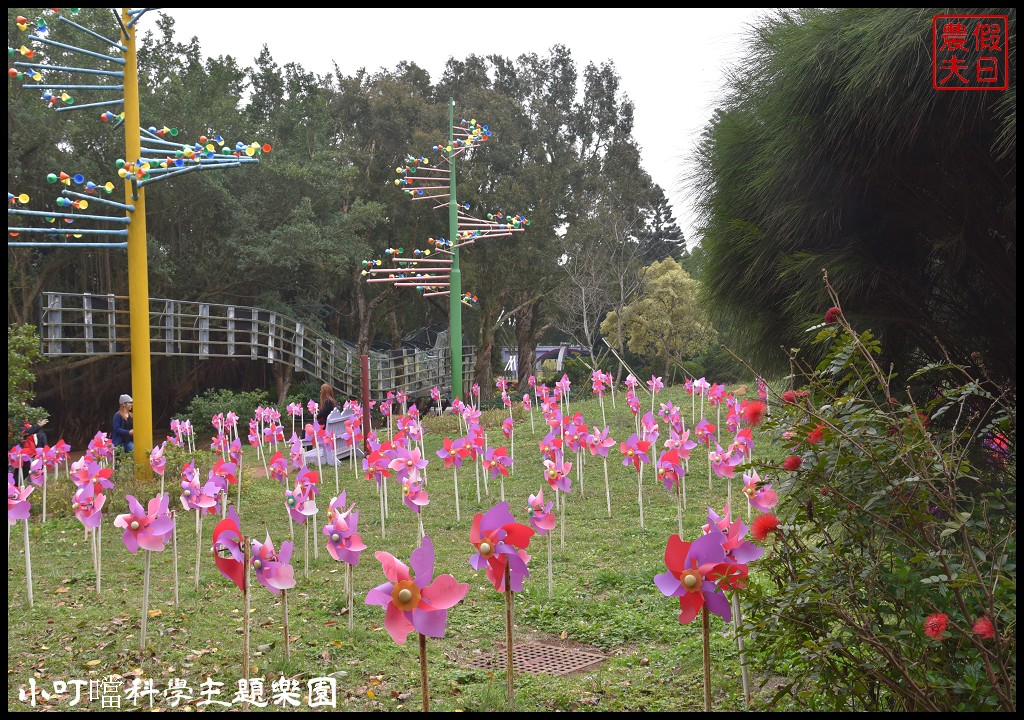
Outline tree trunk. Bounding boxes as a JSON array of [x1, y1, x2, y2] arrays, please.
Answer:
[[515, 301, 539, 389], [273, 360, 293, 405]]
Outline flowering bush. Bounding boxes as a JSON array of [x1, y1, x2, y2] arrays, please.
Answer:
[[743, 275, 1015, 712]]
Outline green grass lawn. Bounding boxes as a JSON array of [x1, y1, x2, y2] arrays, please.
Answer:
[[8, 385, 785, 711]]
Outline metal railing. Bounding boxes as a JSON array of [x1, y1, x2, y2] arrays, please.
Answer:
[[38, 292, 474, 400]]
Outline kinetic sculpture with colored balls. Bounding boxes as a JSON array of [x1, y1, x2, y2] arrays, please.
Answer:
[[8, 9, 270, 472]]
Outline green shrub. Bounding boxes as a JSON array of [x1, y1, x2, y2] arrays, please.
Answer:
[[177, 388, 273, 437], [744, 278, 1015, 711]]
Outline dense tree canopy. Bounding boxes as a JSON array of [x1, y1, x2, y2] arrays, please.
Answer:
[[691, 8, 1016, 383]]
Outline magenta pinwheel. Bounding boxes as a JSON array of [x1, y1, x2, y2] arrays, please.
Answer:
[[72, 483, 105, 528], [366, 535, 469, 644], [286, 467, 319, 524], [708, 383, 726, 406], [649, 375, 664, 394], [653, 529, 738, 624], [742, 470, 778, 513], [730, 427, 755, 460], [657, 449, 685, 490], [251, 533, 296, 595], [114, 494, 173, 553], [586, 426, 615, 458], [8, 479, 33, 524], [469, 502, 535, 592], [323, 491, 366, 565], [526, 488, 556, 535], [625, 374, 639, 390], [389, 446, 427, 483], [269, 450, 289, 484], [694, 418, 717, 447], [693, 377, 710, 396], [180, 461, 219, 512], [401, 476, 429, 513], [436, 437, 468, 469], [666, 427, 698, 461]]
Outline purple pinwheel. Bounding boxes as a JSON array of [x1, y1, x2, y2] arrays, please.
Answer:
[[564, 420, 587, 455], [323, 491, 366, 565], [625, 374, 639, 390], [730, 427, 755, 460], [114, 494, 173, 553], [522, 394, 531, 411], [307, 399, 319, 418], [742, 470, 778, 513], [653, 529, 737, 624], [660, 401, 682, 430], [8, 478, 33, 524], [495, 376, 509, 393], [648, 375, 664, 394], [684, 378, 694, 395], [469, 502, 535, 592], [251, 533, 297, 595], [708, 383, 726, 406], [704, 505, 764, 565], [484, 445, 513, 479], [72, 483, 105, 528], [693, 377, 710, 397], [641, 412, 660, 444], [501, 415, 514, 441], [526, 488, 556, 535], [626, 390, 641, 417], [366, 535, 469, 644], [286, 467, 319, 524]]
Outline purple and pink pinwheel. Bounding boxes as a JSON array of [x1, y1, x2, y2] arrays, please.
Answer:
[[619, 433, 652, 472], [653, 529, 741, 624], [742, 470, 778, 513], [704, 505, 764, 565], [251, 533, 297, 594], [484, 445, 513, 479], [469, 502, 535, 592], [526, 488, 556, 535], [114, 494, 173, 553], [323, 491, 366, 565], [149, 442, 166, 477], [8, 478, 33, 524], [72, 483, 105, 528], [366, 535, 469, 644], [543, 456, 573, 493], [709, 442, 744, 479]]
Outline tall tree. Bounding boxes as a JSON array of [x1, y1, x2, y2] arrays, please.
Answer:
[[691, 8, 1016, 382]]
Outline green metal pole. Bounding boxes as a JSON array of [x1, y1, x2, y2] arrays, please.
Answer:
[[448, 98, 463, 400]]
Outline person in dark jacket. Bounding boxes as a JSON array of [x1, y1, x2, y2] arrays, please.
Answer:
[[317, 384, 337, 426], [112, 393, 134, 453]]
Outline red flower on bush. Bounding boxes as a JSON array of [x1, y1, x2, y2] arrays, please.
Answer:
[[807, 424, 825, 444], [751, 513, 781, 541], [824, 306, 842, 324], [741, 400, 766, 427], [972, 616, 995, 639], [781, 389, 810, 404], [782, 455, 802, 471], [923, 612, 949, 640]]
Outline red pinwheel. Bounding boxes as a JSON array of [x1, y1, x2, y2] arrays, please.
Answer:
[[269, 450, 289, 484], [366, 535, 469, 644], [653, 530, 737, 624], [694, 419, 717, 447], [469, 501, 534, 592], [212, 505, 245, 591], [251, 533, 296, 595], [619, 433, 652, 472], [484, 445, 512, 479]]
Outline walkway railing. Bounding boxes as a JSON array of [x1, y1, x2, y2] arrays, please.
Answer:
[[38, 292, 474, 400]]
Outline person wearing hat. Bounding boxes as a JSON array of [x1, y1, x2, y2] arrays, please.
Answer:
[[113, 394, 134, 453]]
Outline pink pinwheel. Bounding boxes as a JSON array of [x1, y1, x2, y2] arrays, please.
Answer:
[[70, 457, 115, 494], [287, 402, 301, 417], [180, 461, 219, 512], [289, 433, 304, 468], [366, 535, 469, 644], [251, 533, 296, 595], [212, 505, 246, 592], [658, 449, 685, 490], [684, 378, 694, 395], [363, 439, 394, 488], [708, 383, 726, 406], [323, 491, 366, 565], [307, 399, 319, 417], [522, 394, 531, 411], [586, 426, 615, 457], [8, 479, 33, 524], [619, 433, 652, 472], [436, 437, 468, 468], [389, 445, 427, 483], [496, 376, 509, 393], [666, 427, 698, 461], [430, 386, 441, 403], [528, 375, 537, 390], [660, 401, 682, 430], [625, 374, 639, 390], [114, 494, 173, 553], [52, 438, 72, 466], [88, 431, 114, 463], [401, 476, 430, 513], [500, 415, 514, 440], [641, 411, 660, 443], [653, 529, 738, 624], [149, 442, 167, 477], [709, 442, 744, 479], [626, 390, 641, 417], [693, 377, 710, 397], [286, 469, 319, 524], [591, 370, 607, 395], [210, 458, 238, 491], [269, 450, 289, 484], [694, 418, 717, 447], [648, 375, 664, 394], [742, 470, 778, 513], [704, 505, 764, 565], [212, 412, 225, 433], [72, 483, 105, 528], [484, 445, 512, 479], [469, 502, 535, 592], [564, 420, 587, 454], [526, 488, 556, 535], [730, 427, 755, 460], [556, 373, 571, 397], [543, 456, 573, 493]]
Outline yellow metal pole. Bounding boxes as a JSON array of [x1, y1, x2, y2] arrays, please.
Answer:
[[121, 8, 153, 477]]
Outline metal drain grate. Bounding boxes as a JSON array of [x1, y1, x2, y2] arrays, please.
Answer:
[[466, 642, 606, 676]]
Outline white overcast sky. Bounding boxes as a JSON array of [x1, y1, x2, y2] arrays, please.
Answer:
[[159, 8, 773, 247]]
